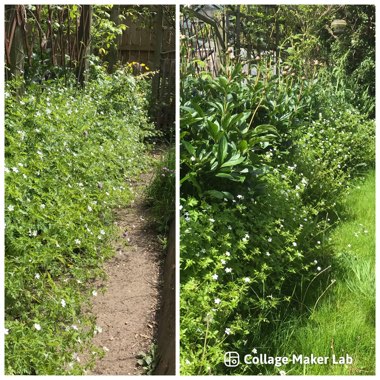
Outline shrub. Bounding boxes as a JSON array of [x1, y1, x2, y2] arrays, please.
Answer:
[[180, 59, 375, 374]]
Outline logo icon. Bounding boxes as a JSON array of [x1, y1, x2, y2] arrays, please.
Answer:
[[224, 352, 240, 367]]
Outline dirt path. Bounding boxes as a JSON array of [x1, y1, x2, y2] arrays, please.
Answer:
[[89, 172, 162, 375]]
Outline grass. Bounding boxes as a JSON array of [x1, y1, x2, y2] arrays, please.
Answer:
[[269, 170, 375, 375]]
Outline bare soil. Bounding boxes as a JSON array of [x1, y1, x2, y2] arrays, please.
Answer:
[[89, 172, 162, 375]]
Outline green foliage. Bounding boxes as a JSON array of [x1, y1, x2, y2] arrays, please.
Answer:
[[145, 147, 175, 234], [181, 63, 279, 199], [137, 344, 158, 375], [269, 172, 375, 375], [4, 69, 155, 374], [180, 31, 374, 373]]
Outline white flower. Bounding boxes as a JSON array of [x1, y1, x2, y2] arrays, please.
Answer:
[[35, 273, 40, 279], [185, 359, 191, 365], [317, 241, 321, 244], [100, 229, 105, 235], [4, 328, 9, 335], [227, 225, 232, 230], [268, 237, 272, 242], [225, 251, 230, 257], [71, 324, 78, 331], [75, 239, 81, 245], [209, 218, 215, 223], [61, 299, 66, 308], [317, 266, 321, 271], [266, 252, 270, 256], [94, 325, 103, 334], [40, 204, 45, 209], [292, 242, 297, 247], [37, 150, 43, 156], [214, 298, 221, 304], [221, 259, 226, 265], [4, 167, 10, 173], [190, 156, 196, 161], [279, 370, 286, 376], [72, 352, 80, 362], [87, 206, 92, 212], [225, 328, 231, 335], [225, 267, 232, 273], [237, 195, 244, 199], [92, 290, 98, 297], [314, 260, 318, 264], [7, 205, 14, 211], [244, 277, 250, 283], [348, 244, 352, 248], [34, 323, 42, 331], [12, 167, 19, 173], [252, 348, 258, 354], [212, 274, 218, 280]]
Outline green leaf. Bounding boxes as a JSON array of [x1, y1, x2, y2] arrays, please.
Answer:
[[220, 153, 245, 168], [217, 136, 228, 165], [181, 140, 195, 156]]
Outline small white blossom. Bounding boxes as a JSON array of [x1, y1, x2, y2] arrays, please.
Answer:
[[292, 242, 297, 247], [225, 251, 230, 257], [221, 259, 226, 265], [209, 218, 215, 223], [61, 299, 66, 308], [35, 273, 40, 279], [225, 267, 232, 273], [317, 266, 322, 271], [71, 324, 78, 331], [75, 239, 81, 245], [92, 290, 98, 297], [100, 229, 105, 235], [12, 167, 19, 173], [212, 274, 218, 280], [4, 328, 9, 335], [7, 205, 14, 212], [40, 204, 45, 209], [34, 323, 42, 331], [244, 277, 250, 283], [268, 237, 272, 242], [214, 298, 221, 304], [225, 328, 231, 335], [87, 206, 92, 212]]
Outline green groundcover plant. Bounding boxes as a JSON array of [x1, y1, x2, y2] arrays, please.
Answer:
[[4, 69, 156, 374], [180, 58, 374, 375]]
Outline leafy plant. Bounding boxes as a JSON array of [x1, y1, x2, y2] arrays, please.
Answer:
[[4, 68, 156, 374]]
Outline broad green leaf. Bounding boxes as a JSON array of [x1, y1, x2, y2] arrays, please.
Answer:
[[217, 136, 228, 165]]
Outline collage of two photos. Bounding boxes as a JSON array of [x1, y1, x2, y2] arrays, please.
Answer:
[[2, 3, 376, 376]]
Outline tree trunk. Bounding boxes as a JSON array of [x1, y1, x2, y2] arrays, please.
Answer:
[[77, 5, 92, 86], [5, 5, 26, 81]]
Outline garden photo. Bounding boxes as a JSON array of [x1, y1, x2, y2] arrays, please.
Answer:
[[180, 4, 375, 375], [4, 4, 175, 375]]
